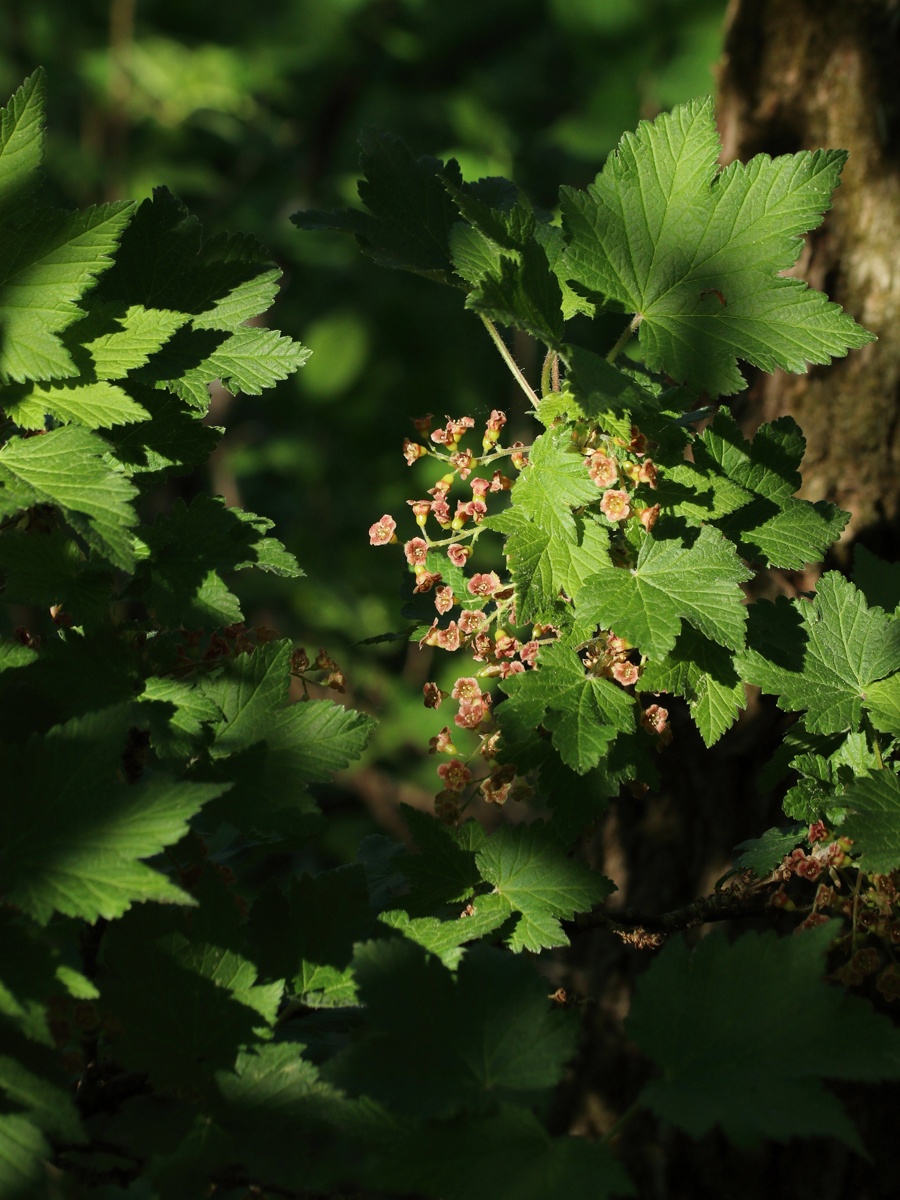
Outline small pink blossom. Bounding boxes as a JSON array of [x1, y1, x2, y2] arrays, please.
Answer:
[[431, 497, 451, 525], [499, 660, 525, 679], [808, 821, 828, 844], [480, 764, 516, 805], [451, 676, 482, 703], [467, 572, 502, 598], [471, 632, 493, 660], [640, 704, 669, 735], [413, 569, 442, 594], [435, 585, 455, 614], [490, 470, 512, 492], [455, 699, 488, 730], [437, 759, 472, 792], [450, 450, 474, 480], [369, 514, 397, 545], [458, 610, 487, 636], [431, 426, 454, 445], [600, 490, 631, 522], [510, 442, 528, 469], [455, 499, 487, 525], [470, 476, 492, 498], [447, 543, 470, 567], [403, 438, 426, 465], [494, 632, 518, 658], [629, 426, 648, 456], [587, 451, 618, 488], [638, 504, 660, 532], [637, 460, 658, 489], [519, 640, 540, 666], [404, 538, 429, 566], [407, 499, 432, 527], [611, 660, 640, 686], [428, 726, 457, 755], [412, 414, 433, 435], [423, 682, 445, 708], [486, 409, 507, 433], [435, 622, 461, 652]]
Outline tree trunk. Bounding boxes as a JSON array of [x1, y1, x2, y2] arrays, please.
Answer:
[[717, 0, 900, 557]]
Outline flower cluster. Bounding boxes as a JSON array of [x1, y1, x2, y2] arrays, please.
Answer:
[[582, 423, 660, 533]]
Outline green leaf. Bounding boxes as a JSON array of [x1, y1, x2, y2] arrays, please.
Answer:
[[100, 905, 280, 1090], [853, 545, 900, 615], [373, 1104, 634, 1200], [0, 529, 111, 624], [476, 823, 613, 952], [132, 495, 299, 628], [247, 867, 374, 1007], [197, 641, 374, 833], [398, 806, 484, 915], [170, 325, 311, 400], [0, 202, 133, 383], [325, 940, 579, 1119], [627, 925, 900, 1151], [502, 427, 598, 542], [73, 301, 190, 378], [830, 771, 900, 873], [0, 1114, 49, 1199], [560, 98, 873, 396], [294, 129, 465, 282], [0, 426, 138, 570], [0, 705, 225, 923], [465, 238, 564, 349], [702, 413, 850, 567], [578, 524, 752, 661], [0, 71, 45, 222], [494, 507, 610, 624], [638, 626, 745, 746], [732, 824, 805, 876], [498, 638, 635, 775], [735, 573, 900, 734], [380, 895, 513, 969], [6, 380, 149, 430], [865, 674, 900, 735]]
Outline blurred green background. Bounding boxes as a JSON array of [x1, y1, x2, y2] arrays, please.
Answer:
[[2, 0, 729, 819]]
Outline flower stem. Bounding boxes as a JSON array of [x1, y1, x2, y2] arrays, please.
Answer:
[[480, 315, 540, 407], [606, 314, 643, 364]]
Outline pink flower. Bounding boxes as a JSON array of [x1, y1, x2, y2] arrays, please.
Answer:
[[369, 514, 397, 545], [407, 499, 432, 527], [600, 489, 632, 522], [455, 700, 487, 730], [808, 821, 828, 844], [458, 610, 487, 636], [611, 660, 639, 686], [412, 414, 433, 435], [480, 764, 516, 805], [637, 460, 658, 489], [403, 438, 426, 465], [519, 640, 540, 666], [490, 470, 512, 492], [467, 572, 502, 598], [451, 676, 482, 703], [428, 726, 457, 755], [404, 538, 429, 566], [471, 633, 493, 661], [494, 632, 518, 658], [431, 497, 451, 525], [437, 759, 472, 791], [435, 585, 455, 614], [640, 704, 669, 735], [435, 622, 461, 652], [629, 426, 648, 456], [447, 543, 470, 567], [499, 660, 525, 678], [470, 476, 491, 498], [450, 450, 473, 480], [587, 451, 618, 488], [423, 681, 445, 708], [413, 570, 442, 593], [486, 409, 507, 433], [638, 504, 660, 532]]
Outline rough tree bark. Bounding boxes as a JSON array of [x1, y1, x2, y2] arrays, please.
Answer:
[[717, 0, 900, 556]]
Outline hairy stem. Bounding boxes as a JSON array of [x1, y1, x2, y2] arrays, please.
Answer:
[[480, 315, 540, 406], [606, 313, 643, 363]]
